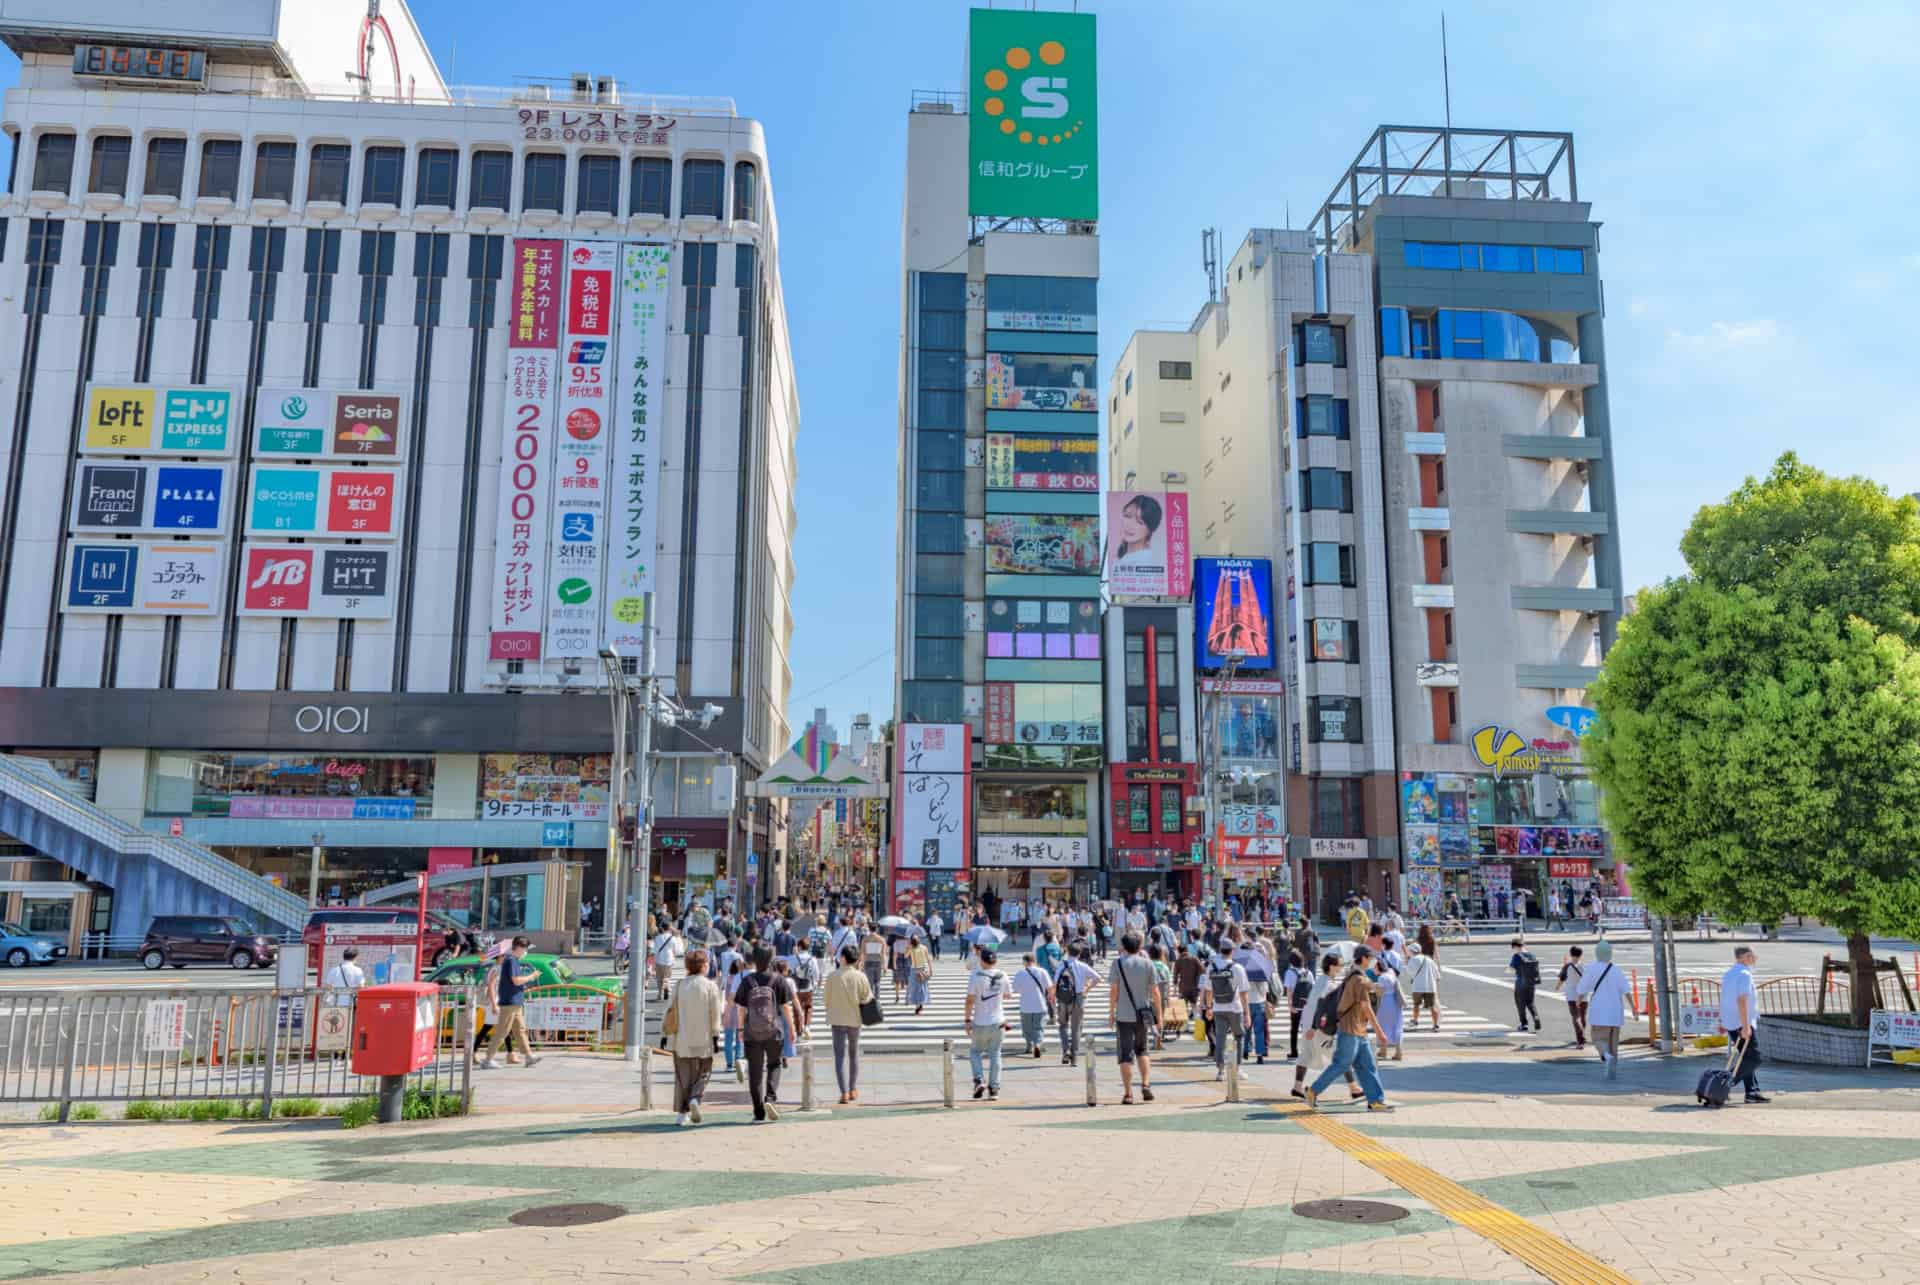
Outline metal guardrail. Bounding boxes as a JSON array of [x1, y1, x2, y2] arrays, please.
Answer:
[[0, 755, 309, 931], [79, 931, 303, 960], [0, 985, 476, 1121]]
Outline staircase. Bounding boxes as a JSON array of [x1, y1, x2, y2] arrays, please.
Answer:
[[0, 755, 308, 936]]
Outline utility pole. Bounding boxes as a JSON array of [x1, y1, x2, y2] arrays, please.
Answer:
[[1650, 913, 1677, 1051]]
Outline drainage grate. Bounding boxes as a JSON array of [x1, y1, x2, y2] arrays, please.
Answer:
[[509, 1202, 628, 1228], [1292, 1199, 1410, 1225], [1527, 1180, 1577, 1191]]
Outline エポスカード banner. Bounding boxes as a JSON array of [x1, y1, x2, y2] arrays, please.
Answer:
[[488, 238, 562, 661], [605, 243, 671, 653], [543, 241, 618, 662], [967, 8, 1098, 220], [1105, 490, 1190, 598]]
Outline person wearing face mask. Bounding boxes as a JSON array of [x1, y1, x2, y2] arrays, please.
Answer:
[[1291, 953, 1363, 1103]]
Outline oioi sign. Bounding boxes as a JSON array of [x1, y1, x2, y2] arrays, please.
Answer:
[[967, 8, 1097, 221]]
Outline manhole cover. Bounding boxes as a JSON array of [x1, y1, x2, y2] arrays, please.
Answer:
[[1292, 1199, 1410, 1225], [508, 1202, 627, 1228]]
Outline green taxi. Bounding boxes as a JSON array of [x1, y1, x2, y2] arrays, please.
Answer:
[[426, 953, 624, 1044]]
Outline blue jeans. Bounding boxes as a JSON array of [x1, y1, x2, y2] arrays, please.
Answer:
[[723, 1025, 741, 1069], [969, 1024, 1004, 1089], [1311, 1031, 1386, 1103], [1244, 1003, 1269, 1058]]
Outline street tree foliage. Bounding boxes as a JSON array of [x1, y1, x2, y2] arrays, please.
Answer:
[[1586, 455, 1920, 1025]]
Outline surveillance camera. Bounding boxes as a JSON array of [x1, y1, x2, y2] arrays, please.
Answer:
[[698, 702, 723, 727]]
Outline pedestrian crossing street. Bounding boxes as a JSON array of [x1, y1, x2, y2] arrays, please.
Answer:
[[773, 964, 1517, 1052]]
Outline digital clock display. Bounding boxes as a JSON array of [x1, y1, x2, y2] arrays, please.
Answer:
[[72, 44, 207, 86]]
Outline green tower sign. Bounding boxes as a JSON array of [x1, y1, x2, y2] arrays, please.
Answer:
[[967, 8, 1098, 221]]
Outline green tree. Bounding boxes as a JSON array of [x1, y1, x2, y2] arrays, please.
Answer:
[[1586, 455, 1920, 1025]]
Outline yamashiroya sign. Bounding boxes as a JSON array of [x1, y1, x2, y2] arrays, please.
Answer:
[[968, 9, 1097, 221]]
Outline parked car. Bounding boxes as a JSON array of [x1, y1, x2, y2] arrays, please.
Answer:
[[140, 916, 278, 970], [302, 907, 488, 971], [0, 920, 67, 960], [425, 953, 621, 1044], [1, 928, 60, 967]]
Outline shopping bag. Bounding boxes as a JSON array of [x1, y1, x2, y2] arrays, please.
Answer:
[[1193, 1016, 1208, 1045]]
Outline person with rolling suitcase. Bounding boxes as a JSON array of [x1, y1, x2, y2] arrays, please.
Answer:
[[1717, 946, 1768, 1103], [1696, 1032, 1750, 1107]]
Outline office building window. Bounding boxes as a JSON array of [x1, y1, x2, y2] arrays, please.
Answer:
[[1308, 696, 1363, 744], [1159, 785, 1183, 833], [1402, 241, 1586, 275], [902, 681, 964, 724], [31, 133, 74, 193], [914, 638, 963, 679], [1311, 777, 1364, 836], [87, 135, 130, 196], [1296, 395, 1350, 439], [914, 554, 964, 594], [522, 153, 564, 212], [307, 144, 350, 204], [470, 150, 511, 210], [1158, 360, 1192, 379], [1309, 619, 1361, 663], [1128, 784, 1151, 833], [576, 154, 618, 214], [1303, 542, 1356, 587], [1126, 708, 1148, 762], [913, 595, 964, 637], [142, 137, 185, 198], [680, 158, 723, 217], [1294, 322, 1348, 366], [630, 156, 670, 215], [914, 512, 965, 553], [361, 146, 404, 206], [732, 160, 757, 220], [416, 148, 457, 207], [1300, 468, 1353, 513], [1158, 706, 1180, 757], [198, 139, 239, 200], [1156, 633, 1177, 688], [251, 141, 294, 201], [1124, 634, 1146, 688]]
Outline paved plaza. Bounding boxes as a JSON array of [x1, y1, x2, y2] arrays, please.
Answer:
[[3, 1033, 1918, 1284]]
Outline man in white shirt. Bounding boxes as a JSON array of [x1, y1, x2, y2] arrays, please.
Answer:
[[926, 911, 944, 960], [1719, 946, 1767, 1103], [1200, 946, 1250, 1080], [323, 947, 365, 992], [1051, 944, 1100, 1066], [830, 916, 860, 962], [964, 948, 1009, 1100], [1010, 952, 1054, 1058], [1184, 905, 1203, 938], [1126, 905, 1148, 938]]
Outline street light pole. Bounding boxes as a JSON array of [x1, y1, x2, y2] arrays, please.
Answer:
[[624, 605, 655, 1063]]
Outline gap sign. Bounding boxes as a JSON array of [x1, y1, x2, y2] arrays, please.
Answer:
[[61, 541, 225, 615]]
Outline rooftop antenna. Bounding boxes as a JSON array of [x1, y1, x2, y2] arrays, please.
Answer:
[[1441, 13, 1454, 134], [1202, 228, 1219, 303]]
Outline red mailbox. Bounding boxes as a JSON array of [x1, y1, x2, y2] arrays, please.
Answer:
[[350, 982, 440, 1077]]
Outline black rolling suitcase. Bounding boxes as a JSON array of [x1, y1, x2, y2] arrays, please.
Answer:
[[1696, 1034, 1748, 1107]]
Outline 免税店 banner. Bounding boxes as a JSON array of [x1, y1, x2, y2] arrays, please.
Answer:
[[488, 238, 562, 660], [605, 243, 671, 653], [542, 242, 618, 661]]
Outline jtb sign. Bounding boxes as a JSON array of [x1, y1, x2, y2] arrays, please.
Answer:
[[967, 9, 1098, 220]]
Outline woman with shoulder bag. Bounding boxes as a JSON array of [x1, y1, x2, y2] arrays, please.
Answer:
[[662, 948, 724, 1128], [1291, 953, 1364, 1102], [907, 934, 933, 1015]]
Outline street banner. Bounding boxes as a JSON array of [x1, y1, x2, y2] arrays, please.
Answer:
[[605, 242, 671, 653], [488, 237, 563, 661], [543, 241, 618, 662]]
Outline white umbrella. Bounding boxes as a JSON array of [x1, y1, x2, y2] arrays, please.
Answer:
[[964, 925, 1008, 949], [877, 915, 913, 930]]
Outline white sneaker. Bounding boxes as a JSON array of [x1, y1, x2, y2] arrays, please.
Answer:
[[676, 1112, 690, 1127], [688, 1099, 702, 1124], [523, 1055, 542, 1068]]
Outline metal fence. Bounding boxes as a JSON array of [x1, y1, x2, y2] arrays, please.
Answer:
[[78, 932, 304, 960], [0, 985, 476, 1121]]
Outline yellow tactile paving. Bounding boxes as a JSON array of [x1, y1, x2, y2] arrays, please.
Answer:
[[1283, 1104, 1637, 1285]]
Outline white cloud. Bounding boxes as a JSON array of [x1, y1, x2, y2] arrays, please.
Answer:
[[1664, 320, 1783, 353]]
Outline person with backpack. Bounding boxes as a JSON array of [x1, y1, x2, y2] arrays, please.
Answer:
[[1292, 952, 1363, 1101], [1052, 942, 1098, 1066], [1304, 944, 1392, 1111], [1147, 943, 1174, 1051], [727, 944, 798, 1123], [1199, 943, 1249, 1081], [1403, 941, 1441, 1032], [1107, 931, 1161, 1104], [720, 955, 748, 1082], [791, 941, 822, 1029], [1010, 951, 1054, 1058], [964, 947, 1009, 1100], [1233, 934, 1274, 1063], [1557, 945, 1589, 1048], [1282, 949, 1312, 1060], [1508, 937, 1543, 1031], [1570, 938, 1639, 1078]]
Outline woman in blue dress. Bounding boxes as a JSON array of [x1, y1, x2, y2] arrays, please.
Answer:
[[1374, 932, 1408, 1061]]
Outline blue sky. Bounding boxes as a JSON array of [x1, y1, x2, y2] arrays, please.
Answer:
[[16, 2, 1917, 743]]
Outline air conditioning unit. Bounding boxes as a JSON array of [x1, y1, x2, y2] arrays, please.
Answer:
[[596, 76, 618, 104], [571, 72, 593, 102]]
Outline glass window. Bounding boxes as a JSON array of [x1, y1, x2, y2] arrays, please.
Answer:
[[1158, 705, 1180, 756], [1459, 243, 1481, 270], [914, 511, 964, 553], [362, 145, 403, 205], [919, 349, 964, 389], [1124, 370, 1133, 394], [917, 388, 964, 428], [417, 147, 457, 207], [143, 137, 185, 198], [984, 597, 1099, 661], [306, 144, 349, 204], [147, 752, 439, 818], [914, 553, 964, 594], [1378, 306, 1408, 358], [984, 275, 1097, 331], [1304, 542, 1356, 587], [917, 430, 964, 471], [470, 150, 512, 210], [22, 898, 72, 935], [915, 471, 963, 511], [198, 139, 239, 200], [576, 154, 618, 214], [1297, 321, 1346, 366], [1158, 360, 1192, 379], [1483, 243, 1527, 272], [914, 637, 963, 679], [1421, 242, 1461, 270], [251, 141, 294, 200], [732, 160, 757, 220], [1009, 682, 1103, 745], [1126, 706, 1148, 761], [1297, 395, 1350, 439], [1127, 784, 1151, 833], [913, 595, 964, 636], [1215, 694, 1280, 760], [1311, 778, 1364, 836], [1156, 634, 1177, 688], [919, 308, 964, 350], [1555, 248, 1585, 274], [31, 133, 75, 193], [986, 352, 1098, 412], [1300, 468, 1353, 512], [1310, 618, 1361, 663], [680, 158, 723, 217], [1308, 696, 1362, 744], [1409, 313, 1434, 360], [1124, 634, 1146, 688], [87, 135, 129, 196], [902, 680, 964, 724], [978, 782, 1088, 835], [522, 153, 563, 211], [1159, 784, 1183, 833], [630, 156, 671, 215]]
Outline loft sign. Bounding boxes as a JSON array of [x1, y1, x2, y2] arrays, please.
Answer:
[[294, 705, 370, 735]]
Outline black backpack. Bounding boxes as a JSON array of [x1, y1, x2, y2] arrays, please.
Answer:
[[1209, 963, 1238, 1004], [1310, 986, 1342, 1036], [1516, 952, 1541, 986], [1290, 972, 1314, 1009], [1056, 959, 1078, 1000]]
